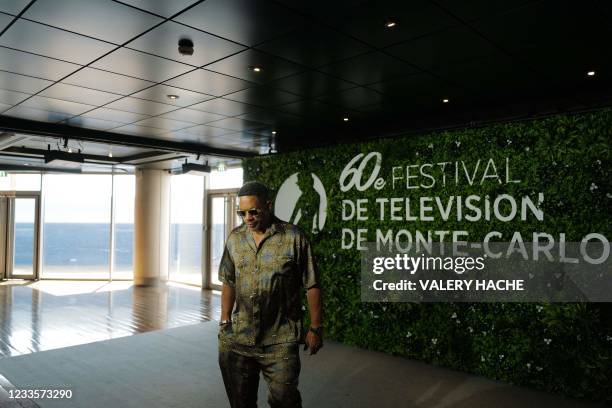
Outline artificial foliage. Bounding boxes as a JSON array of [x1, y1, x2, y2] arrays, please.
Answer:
[[243, 109, 612, 403]]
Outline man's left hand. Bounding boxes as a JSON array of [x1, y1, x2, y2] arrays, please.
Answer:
[[304, 328, 323, 355]]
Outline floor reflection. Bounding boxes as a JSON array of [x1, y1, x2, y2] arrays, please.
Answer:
[[0, 280, 221, 357]]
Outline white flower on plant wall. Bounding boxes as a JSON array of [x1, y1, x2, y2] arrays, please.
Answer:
[[428, 143, 434, 149], [454, 140, 461, 147], [607, 193, 612, 199], [590, 183, 598, 191], [506, 139, 512, 145], [544, 338, 552, 345]]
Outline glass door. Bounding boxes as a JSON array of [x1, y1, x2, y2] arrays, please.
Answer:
[[207, 190, 239, 290], [1, 192, 40, 280]]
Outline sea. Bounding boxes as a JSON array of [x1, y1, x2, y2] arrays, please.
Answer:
[[13, 223, 211, 268]]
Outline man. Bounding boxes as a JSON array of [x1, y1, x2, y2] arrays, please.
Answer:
[[218, 181, 323, 408]]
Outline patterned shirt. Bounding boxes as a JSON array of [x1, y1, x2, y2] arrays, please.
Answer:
[[219, 216, 319, 346]]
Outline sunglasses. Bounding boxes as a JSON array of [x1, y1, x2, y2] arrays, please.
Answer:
[[236, 208, 263, 218]]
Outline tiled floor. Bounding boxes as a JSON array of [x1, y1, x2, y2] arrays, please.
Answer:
[[0, 280, 220, 357]]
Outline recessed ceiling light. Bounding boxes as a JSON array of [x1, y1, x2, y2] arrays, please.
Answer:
[[23, 163, 30, 166], [587, 71, 596, 77], [271, 131, 277, 135], [68, 147, 73, 153], [343, 117, 349, 122], [108, 152, 113, 158], [167, 94, 179, 100], [251, 66, 262, 73], [442, 98, 450, 103], [385, 21, 397, 28]]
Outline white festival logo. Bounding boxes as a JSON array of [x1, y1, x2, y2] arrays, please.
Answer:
[[275, 173, 327, 234]]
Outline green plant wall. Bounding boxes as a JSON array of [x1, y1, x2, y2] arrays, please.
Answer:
[[243, 109, 612, 402]]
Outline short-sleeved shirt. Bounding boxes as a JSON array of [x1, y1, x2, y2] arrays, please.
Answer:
[[218, 216, 319, 346]]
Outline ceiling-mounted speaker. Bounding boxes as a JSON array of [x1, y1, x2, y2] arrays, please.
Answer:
[[181, 162, 211, 174], [178, 38, 194, 56]]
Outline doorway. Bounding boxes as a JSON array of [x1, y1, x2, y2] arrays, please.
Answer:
[[0, 191, 41, 280], [207, 189, 240, 290]]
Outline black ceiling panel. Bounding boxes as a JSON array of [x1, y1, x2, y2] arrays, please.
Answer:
[[3, 105, 73, 122], [0, 71, 53, 95], [224, 85, 302, 108], [314, 0, 460, 49], [159, 108, 225, 125], [174, 0, 306, 46], [236, 109, 301, 127], [132, 117, 194, 131], [0, 12, 12, 30], [20, 96, 95, 117], [81, 107, 149, 124], [318, 51, 420, 86], [126, 21, 247, 67], [105, 97, 177, 116], [0, 0, 30, 15], [174, 125, 236, 139], [269, 70, 355, 98], [366, 71, 463, 113], [433, 0, 540, 22], [116, 0, 201, 18], [0, 19, 116, 65], [39, 83, 123, 106], [205, 49, 305, 84], [63, 116, 124, 131], [431, 53, 536, 101], [113, 124, 169, 137], [0, 47, 80, 81], [275, 99, 348, 122], [23, 0, 163, 44], [190, 98, 256, 117], [471, 0, 604, 52], [165, 69, 252, 97], [316, 87, 383, 111], [206, 117, 268, 133], [255, 23, 372, 68], [131, 84, 214, 107], [0, 89, 31, 106], [91, 48, 193, 83], [384, 25, 499, 71], [63, 68, 155, 95]]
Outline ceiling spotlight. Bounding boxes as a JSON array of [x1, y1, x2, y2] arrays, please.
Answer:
[[23, 163, 30, 166], [385, 20, 397, 28], [271, 131, 277, 135], [68, 147, 73, 153], [167, 94, 179, 100], [251, 66, 262, 73], [587, 70, 596, 77], [178, 37, 194, 56], [343, 117, 349, 122], [442, 98, 450, 103]]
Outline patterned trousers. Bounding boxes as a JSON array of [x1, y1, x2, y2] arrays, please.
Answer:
[[218, 339, 302, 408]]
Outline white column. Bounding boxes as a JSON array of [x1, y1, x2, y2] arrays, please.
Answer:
[[133, 169, 170, 286]]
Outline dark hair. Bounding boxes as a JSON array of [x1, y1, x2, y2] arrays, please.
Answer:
[[238, 181, 270, 201]]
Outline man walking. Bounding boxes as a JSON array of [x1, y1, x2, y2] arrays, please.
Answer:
[[218, 181, 323, 408]]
